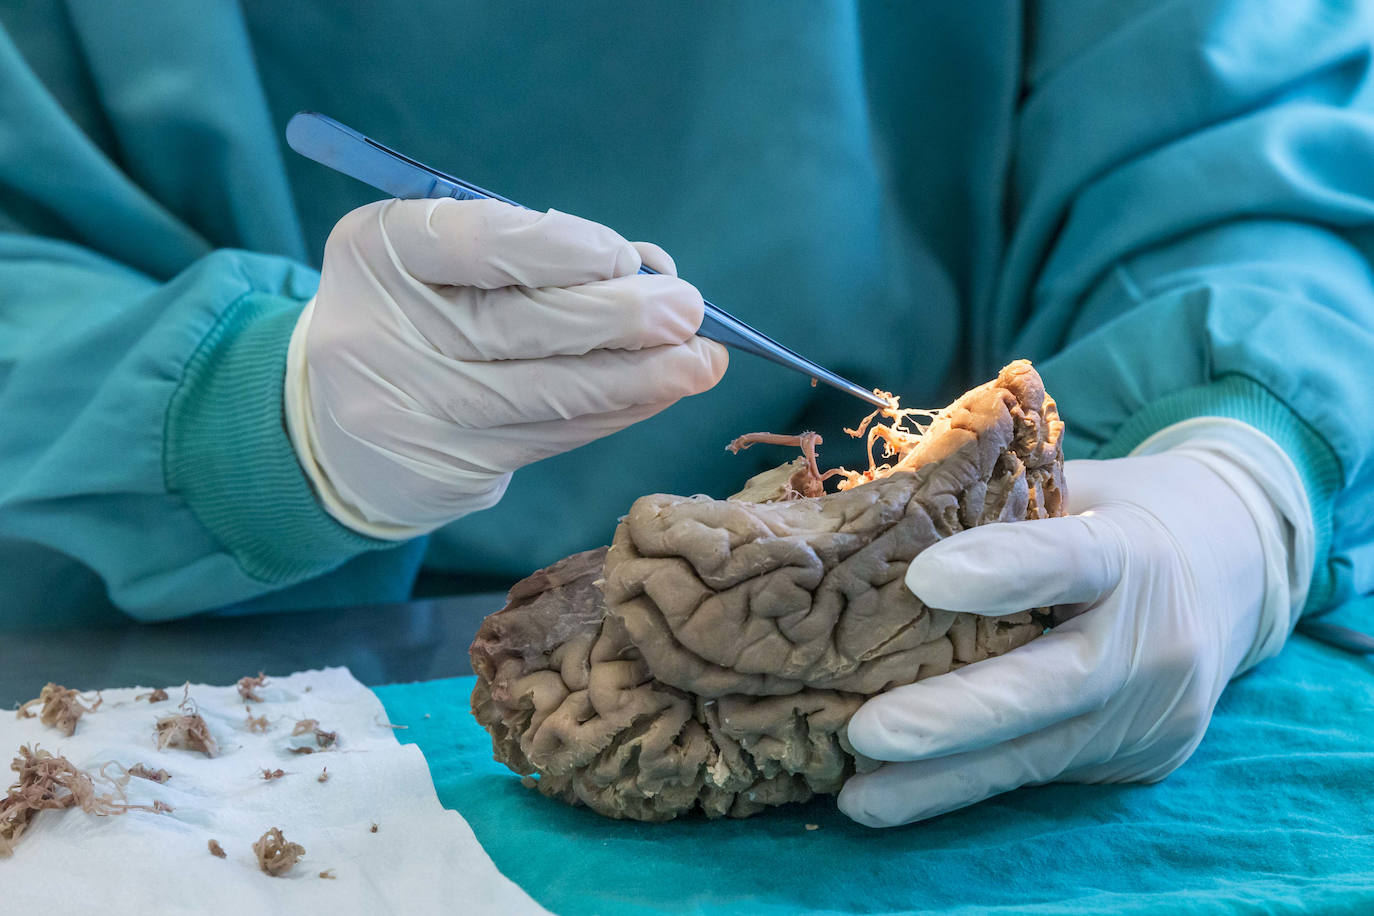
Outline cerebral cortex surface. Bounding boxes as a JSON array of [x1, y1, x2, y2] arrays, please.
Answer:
[[471, 361, 1066, 820]]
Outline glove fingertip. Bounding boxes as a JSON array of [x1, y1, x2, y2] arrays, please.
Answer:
[[631, 241, 676, 276], [839, 767, 946, 829], [841, 703, 882, 759], [701, 339, 729, 385], [904, 546, 1019, 614], [610, 240, 643, 278], [671, 338, 729, 397], [844, 695, 933, 762], [836, 778, 893, 829]]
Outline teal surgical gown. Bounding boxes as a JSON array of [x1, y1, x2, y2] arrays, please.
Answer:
[[0, 1, 1369, 626]]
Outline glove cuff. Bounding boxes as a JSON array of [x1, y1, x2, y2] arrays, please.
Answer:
[[1131, 419, 1312, 674], [283, 299, 512, 539], [285, 299, 452, 541], [1091, 375, 1340, 618]]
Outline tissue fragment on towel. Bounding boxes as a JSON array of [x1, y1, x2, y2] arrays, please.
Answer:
[[292, 719, 338, 749], [127, 763, 170, 783], [253, 827, 306, 876], [135, 688, 169, 703], [244, 707, 270, 734], [1, 745, 127, 856], [208, 839, 227, 859], [16, 683, 101, 736], [154, 691, 219, 758], [237, 672, 269, 703]]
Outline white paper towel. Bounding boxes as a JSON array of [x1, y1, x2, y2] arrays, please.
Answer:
[[1, 667, 548, 915]]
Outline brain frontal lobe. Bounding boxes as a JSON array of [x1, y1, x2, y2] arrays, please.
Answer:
[[471, 361, 1066, 820]]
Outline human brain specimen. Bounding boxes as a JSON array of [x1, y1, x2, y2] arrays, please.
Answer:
[[471, 361, 1066, 821]]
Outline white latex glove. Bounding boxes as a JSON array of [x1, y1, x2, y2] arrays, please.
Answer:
[[285, 198, 727, 538], [838, 419, 1314, 828]]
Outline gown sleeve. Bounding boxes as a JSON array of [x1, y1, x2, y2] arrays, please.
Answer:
[[1000, 0, 1374, 617], [0, 14, 415, 623]]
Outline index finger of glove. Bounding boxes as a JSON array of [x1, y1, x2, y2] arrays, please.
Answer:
[[843, 607, 1128, 763], [391, 337, 728, 428], [377, 198, 641, 289], [904, 514, 1127, 614], [404, 272, 706, 360]]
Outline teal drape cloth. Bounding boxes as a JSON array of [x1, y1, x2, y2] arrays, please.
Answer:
[[376, 631, 1374, 915]]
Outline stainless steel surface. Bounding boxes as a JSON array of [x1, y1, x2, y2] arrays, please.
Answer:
[[0, 593, 505, 708], [286, 111, 889, 410]]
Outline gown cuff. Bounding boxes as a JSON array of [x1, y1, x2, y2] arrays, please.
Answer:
[[164, 291, 389, 584]]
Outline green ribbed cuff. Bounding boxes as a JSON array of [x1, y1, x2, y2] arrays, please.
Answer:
[[164, 292, 387, 583], [1093, 374, 1343, 616]]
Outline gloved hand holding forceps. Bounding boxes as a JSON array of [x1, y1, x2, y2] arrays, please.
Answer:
[[286, 197, 727, 538]]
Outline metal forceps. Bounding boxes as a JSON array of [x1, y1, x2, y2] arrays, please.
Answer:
[[285, 112, 888, 409]]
